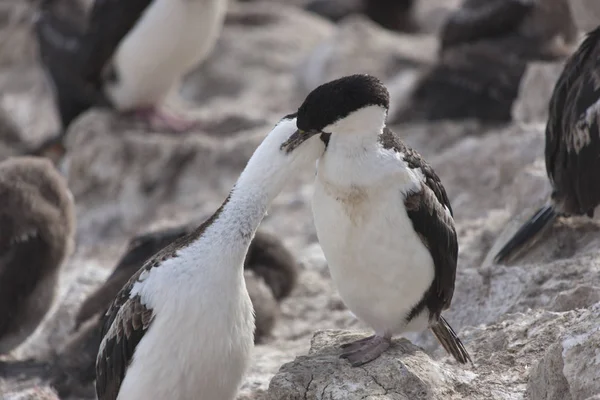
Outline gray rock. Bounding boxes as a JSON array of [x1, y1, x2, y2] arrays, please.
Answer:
[[528, 303, 600, 400], [296, 15, 436, 97], [268, 329, 478, 400], [512, 62, 567, 123], [268, 305, 600, 399], [569, 0, 600, 32], [183, 1, 334, 118]]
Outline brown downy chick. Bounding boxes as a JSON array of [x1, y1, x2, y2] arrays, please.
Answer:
[[0, 156, 75, 355]]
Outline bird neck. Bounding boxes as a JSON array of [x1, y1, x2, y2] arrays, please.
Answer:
[[195, 117, 325, 248]]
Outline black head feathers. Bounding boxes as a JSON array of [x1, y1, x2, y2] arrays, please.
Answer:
[[297, 74, 390, 132]]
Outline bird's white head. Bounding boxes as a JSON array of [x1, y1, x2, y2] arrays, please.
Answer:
[[281, 74, 389, 152]]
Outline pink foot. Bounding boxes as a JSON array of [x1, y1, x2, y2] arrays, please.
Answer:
[[129, 107, 201, 133]]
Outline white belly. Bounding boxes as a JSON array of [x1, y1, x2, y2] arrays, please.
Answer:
[[116, 277, 254, 400], [312, 176, 434, 336], [106, 0, 227, 109]]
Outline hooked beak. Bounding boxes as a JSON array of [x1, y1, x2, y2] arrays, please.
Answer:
[[280, 129, 320, 153]]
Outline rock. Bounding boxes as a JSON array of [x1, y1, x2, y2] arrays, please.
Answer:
[[0, 106, 25, 159], [527, 303, 600, 400], [512, 62, 567, 123], [182, 1, 335, 118], [268, 329, 478, 400], [569, 0, 600, 32], [62, 109, 271, 244], [268, 305, 600, 399], [296, 15, 436, 97], [0, 386, 59, 400], [0, 1, 37, 67]]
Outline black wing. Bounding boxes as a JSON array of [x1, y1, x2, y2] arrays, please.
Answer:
[[95, 287, 154, 400], [439, 0, 533, 52], [545, 26, 600, 216], [78, 0, 153, 85], [379, 128, 458, 316]]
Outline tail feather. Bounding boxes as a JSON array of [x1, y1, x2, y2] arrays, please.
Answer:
[[430, 316, 472, 364], [494, 204, 558, 264]]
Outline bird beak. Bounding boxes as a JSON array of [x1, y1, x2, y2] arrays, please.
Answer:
[[280, 129, 320, 153]]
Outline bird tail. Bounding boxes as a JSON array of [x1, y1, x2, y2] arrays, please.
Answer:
[[494, 204, 558, 264], [430, 316, 472, 364]]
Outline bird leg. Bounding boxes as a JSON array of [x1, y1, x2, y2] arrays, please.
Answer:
[[129, 107, 201, 133], [340, 334, 391, 367], [340, 334, 375, 350]]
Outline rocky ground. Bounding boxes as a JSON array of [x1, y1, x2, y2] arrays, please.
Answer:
[[0, 0, 599, 399]]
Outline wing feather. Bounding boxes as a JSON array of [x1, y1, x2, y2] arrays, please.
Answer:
[[379, 128, 458, 315]]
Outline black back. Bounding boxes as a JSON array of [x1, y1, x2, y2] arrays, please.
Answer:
[[34, 7, 108, 130], [545, 26, 600, 216], [397, 44, 527, 123], [440, 0, 534, 53]]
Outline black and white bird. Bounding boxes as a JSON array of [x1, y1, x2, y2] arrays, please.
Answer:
[[282, 74, 472, 367], [0, 156, 76, 355], [0, 228, 297, 398], [494, 26, 600, 264], [74, 226, 298, 340], [34, 0, 228, 133], [94, 114, 326, 400]]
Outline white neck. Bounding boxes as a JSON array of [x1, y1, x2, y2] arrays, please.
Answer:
[[324, 105, 387, 137], [198, 117, 326, 246]]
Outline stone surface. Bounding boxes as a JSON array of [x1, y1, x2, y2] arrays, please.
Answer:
[[268, 330, 478, 400], [269, 305, 600, 400], [512, 61, 567, 123], [569, 0, 600, 32], [295, 15, 436, 97]]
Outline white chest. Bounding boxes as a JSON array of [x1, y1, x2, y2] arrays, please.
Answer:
[[116, 248, 254, 400], [312, 151, 435, 336], [106, 0, 227, 109]]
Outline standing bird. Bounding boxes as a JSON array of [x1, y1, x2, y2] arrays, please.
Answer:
[[33, 0, 228, 133], [281, 74, 471, 367], [494, 26, 600, 264], [94, 114, 326, 400], [0, 156, 76, 355]]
